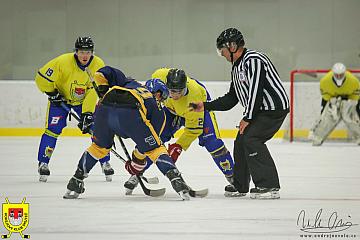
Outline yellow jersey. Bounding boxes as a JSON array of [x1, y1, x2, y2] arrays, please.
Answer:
[[152, 68, 208, 150], [320, 71, 360, 101], [35, 53, 105, 113]]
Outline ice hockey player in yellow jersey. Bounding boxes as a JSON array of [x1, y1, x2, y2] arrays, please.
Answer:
[[309, 63, 360, 146], [124, 68, 238, 197], [35, 36, 114, 182]]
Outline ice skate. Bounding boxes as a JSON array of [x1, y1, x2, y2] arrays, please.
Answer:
[[250, 187, 280, 199], [38, 162, 50, 182], [312, 137, 323, 146], [225, 174, 234, 184], [101, 161, 114, 182], [224, 184, 247, 197], [124, 175, 139, 195], [63, 168, 85, 199], [165, 169, 190, 200]]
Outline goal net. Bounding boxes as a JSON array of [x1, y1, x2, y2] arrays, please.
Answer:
[[286, 69, 360, 142]]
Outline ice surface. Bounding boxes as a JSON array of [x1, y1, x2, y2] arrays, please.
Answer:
[[0, 137, 359, 240]]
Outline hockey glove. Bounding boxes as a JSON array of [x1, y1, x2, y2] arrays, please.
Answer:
[[125, 160, 146, 175], [77, 112, 94, 134], [172, 115, 185, 130], [46, 91, 65, 106], [168, 143, 182, 163]]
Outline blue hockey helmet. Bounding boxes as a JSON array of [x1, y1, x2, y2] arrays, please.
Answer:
[[145, 78, 169, 101]]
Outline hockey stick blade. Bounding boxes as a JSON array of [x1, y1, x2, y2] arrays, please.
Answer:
[[141, 176, 159, 184], [137, 176, 166, 197], [189, 188, 209, 198]]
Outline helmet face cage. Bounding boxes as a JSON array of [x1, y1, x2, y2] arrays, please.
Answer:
[[332, 63, 346, 82], [75, 36, 94, 51]]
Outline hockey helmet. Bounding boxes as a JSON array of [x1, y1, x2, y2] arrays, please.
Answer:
[[166, 69, 187, 91], [216, 28, 244, 50], [332, 63, 346, 82], [75, 36, 94, 51], [145, 78, 169, 101]]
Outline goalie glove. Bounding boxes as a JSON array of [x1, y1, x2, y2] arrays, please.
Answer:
[[46, 90, 65, 106], [77, 112, 94, 134], [168, 143, 182, 163]]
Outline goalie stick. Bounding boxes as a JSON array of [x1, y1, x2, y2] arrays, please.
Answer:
[[60, 102, 164, 197]]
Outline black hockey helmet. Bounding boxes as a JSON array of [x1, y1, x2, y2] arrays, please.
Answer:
[[166, 69, 187, 90], [216, 28, 244, 49], [75, 36, 94, 51]]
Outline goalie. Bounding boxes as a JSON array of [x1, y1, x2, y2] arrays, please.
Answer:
[[309, 63, 360, 146]]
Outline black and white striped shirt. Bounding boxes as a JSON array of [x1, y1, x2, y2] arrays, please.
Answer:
[[204, 48, 289, 121]]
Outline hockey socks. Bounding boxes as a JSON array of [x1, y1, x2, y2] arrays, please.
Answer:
[[77, 151, 98, 176], [38, 132, 59, 164], [155, 154, 176, 175], [210, 146, 234, 176]]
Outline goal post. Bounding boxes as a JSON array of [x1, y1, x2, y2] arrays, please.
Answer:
[[288, 69, 360, 142]]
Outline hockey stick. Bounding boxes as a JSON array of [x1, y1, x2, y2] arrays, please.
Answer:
[[83, 68, 208, 198], [84, 68, 131, 157], [60, 103, 164, 196], [60, 102, 158, 179]]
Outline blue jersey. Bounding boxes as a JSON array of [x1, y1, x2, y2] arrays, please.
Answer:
[[92, 66, 166, 154], [95, 66, 164, 129]]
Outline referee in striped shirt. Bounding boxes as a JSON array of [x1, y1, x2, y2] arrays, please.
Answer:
[[190, 28, 289, 199]]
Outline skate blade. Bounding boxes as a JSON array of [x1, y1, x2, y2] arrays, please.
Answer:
[[179, 191, 190, 201], [224, 192, 247, 198], [39, 175, 48, 182], [63, 190, 80, 199], [125, 188, 133, 195], [250, 191, 280, 199], [105, 175, 112, 182]]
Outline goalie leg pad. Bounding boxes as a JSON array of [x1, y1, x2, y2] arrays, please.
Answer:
[[309, 101, 340, 145], [340, 100, 360, 139]]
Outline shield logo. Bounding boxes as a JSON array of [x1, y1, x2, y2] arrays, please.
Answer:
[[220, 159, 232, 171], [70, 82, 87, 100], [2, 198, 30, 239]]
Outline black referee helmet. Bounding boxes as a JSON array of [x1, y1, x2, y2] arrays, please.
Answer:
[[216, 28, 245, 49]]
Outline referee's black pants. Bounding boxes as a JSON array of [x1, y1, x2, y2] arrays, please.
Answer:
[[232, 110, 288, 193]]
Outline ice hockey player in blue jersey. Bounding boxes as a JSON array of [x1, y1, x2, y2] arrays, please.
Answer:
[[64, 66, 200, 200]]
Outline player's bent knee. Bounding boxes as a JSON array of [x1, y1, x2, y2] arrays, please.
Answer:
[[87, 143, 111, 160], [145, 145, 168, 162], [132, 148, 147, 162]]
